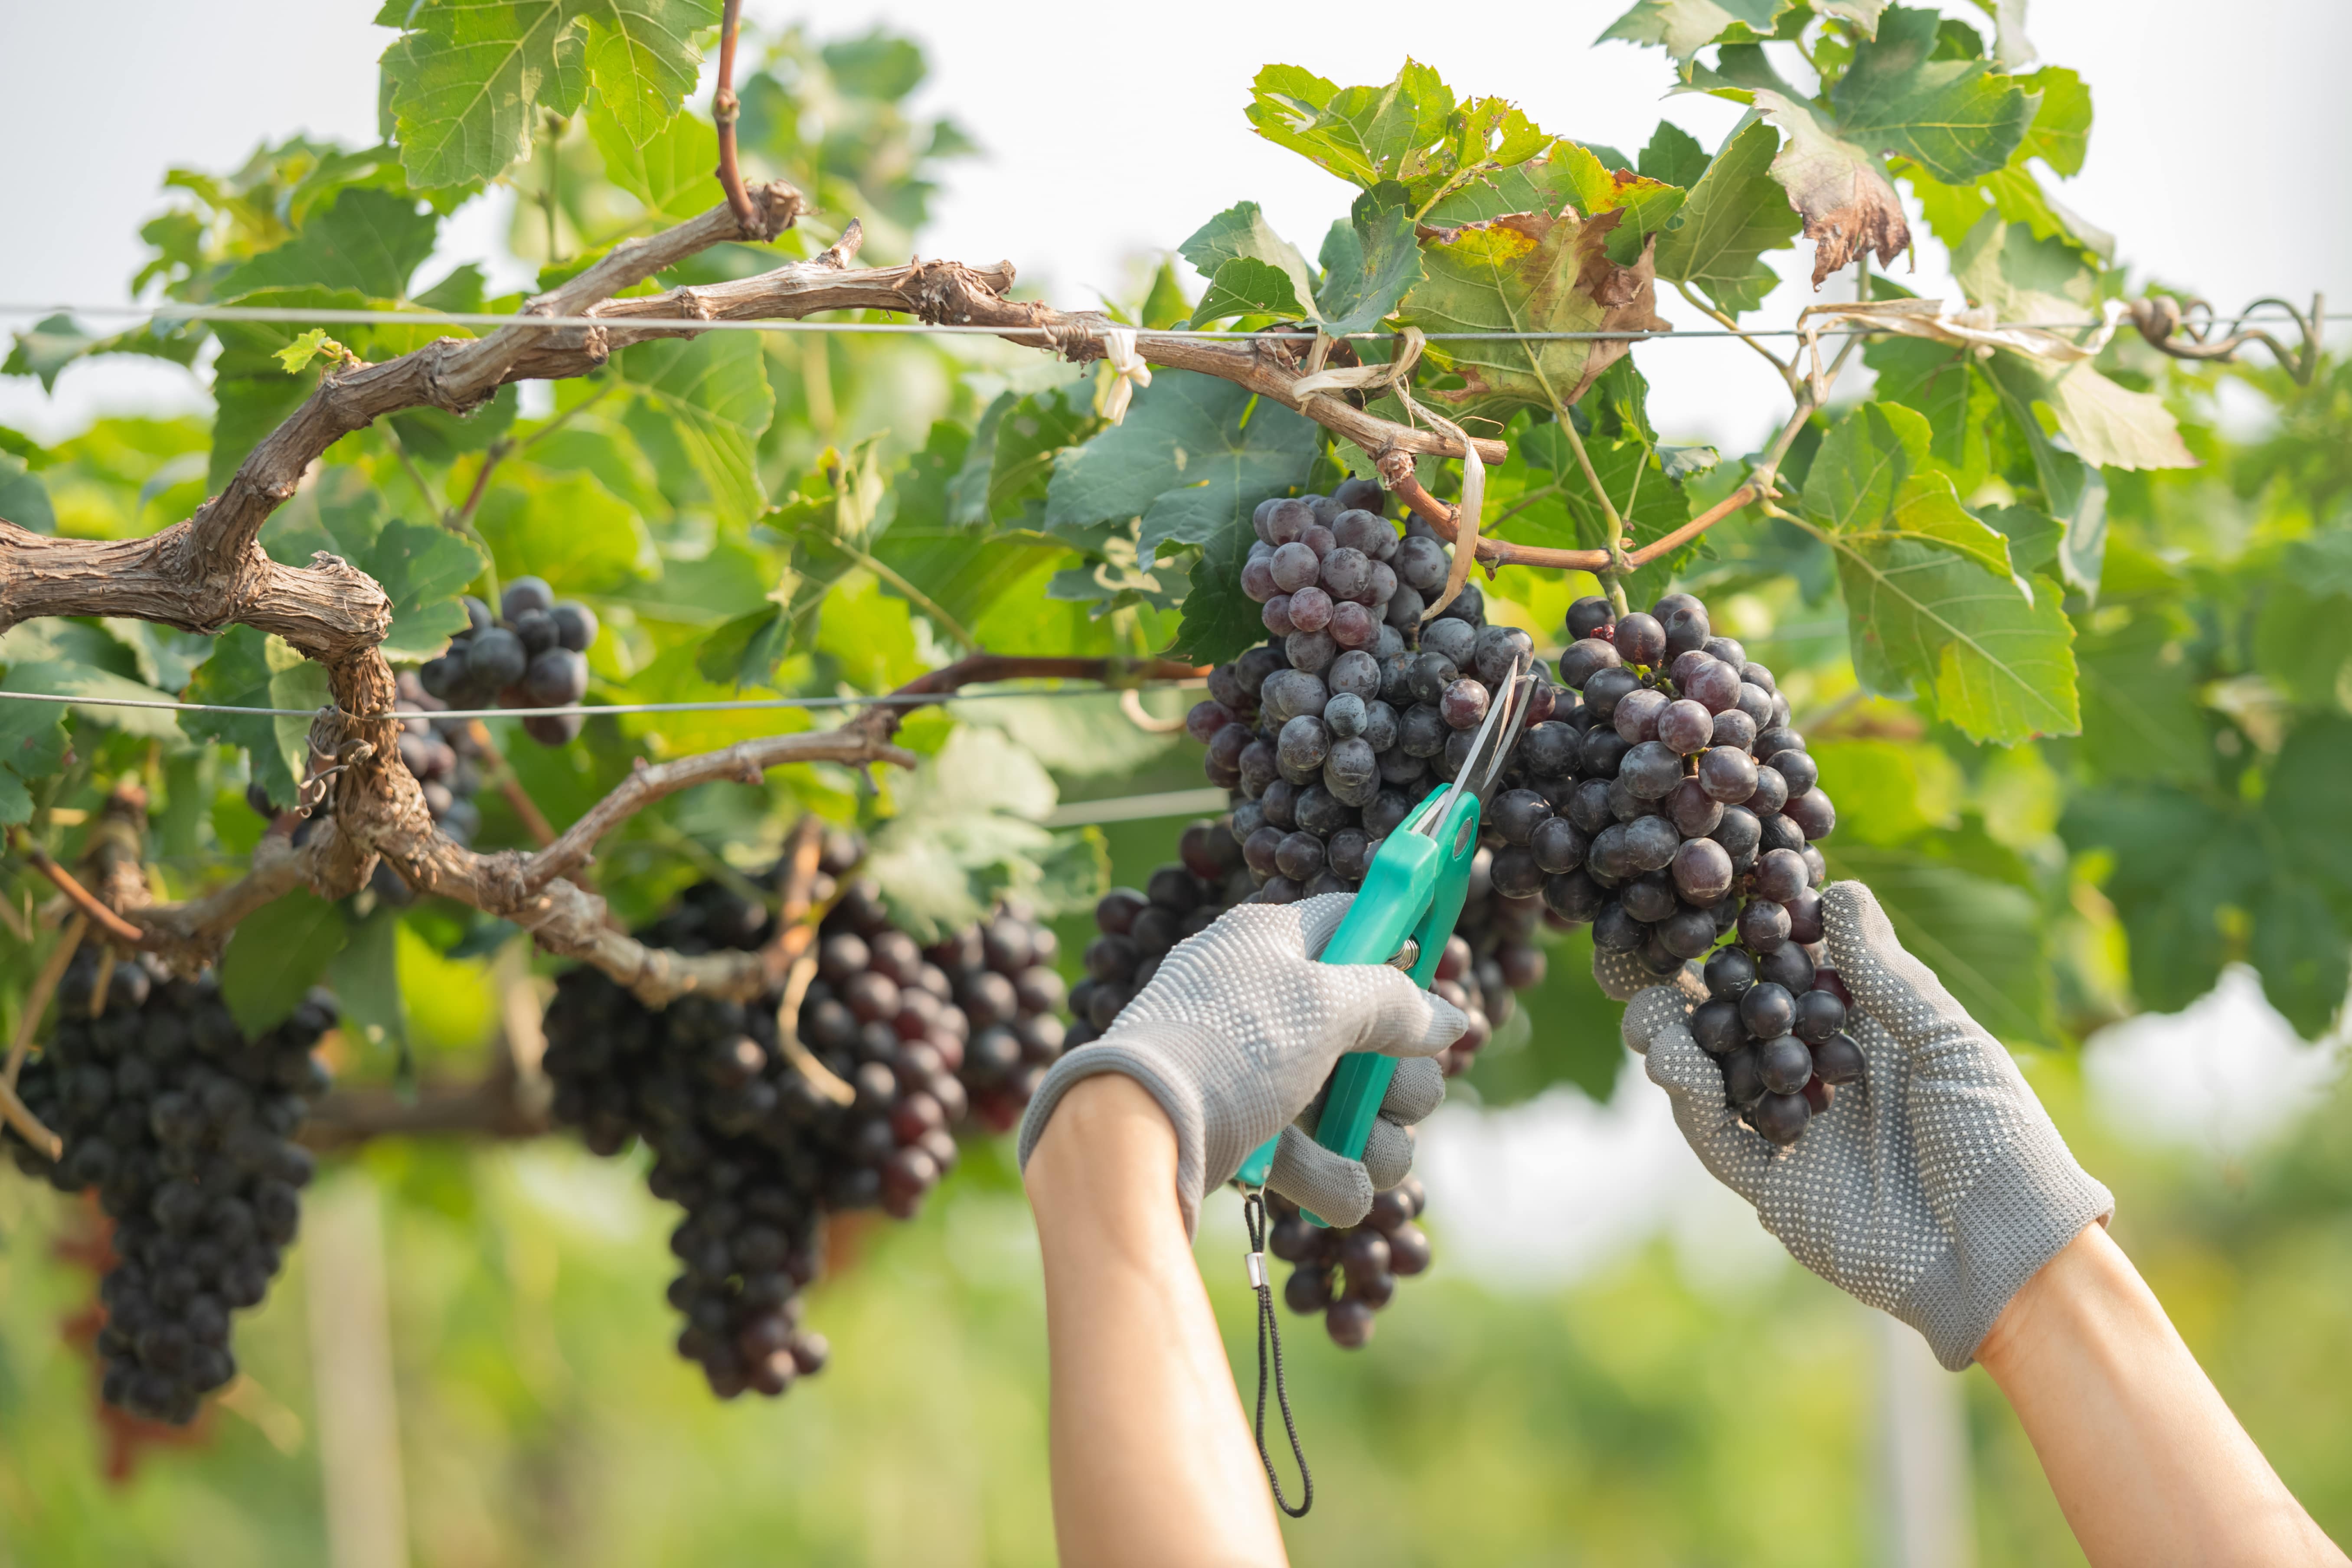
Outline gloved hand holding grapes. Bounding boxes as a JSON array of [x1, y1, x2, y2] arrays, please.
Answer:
[[1019, 893, 1464, 1235], [1604, 880, 2113, 1368]]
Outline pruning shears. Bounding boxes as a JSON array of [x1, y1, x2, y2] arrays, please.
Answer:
[[1236, 655, 1535, 1225]]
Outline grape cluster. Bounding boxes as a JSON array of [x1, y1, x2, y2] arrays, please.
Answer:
[[1183, 478, 1558, 1076], [1067, 821, 1254, 1051], [1534, 590, 1841, 1141], [416, 575, 597, 746], [4, 952, 333, 1425], [540, 835, 1067, 1401], [1266, 1178, 1430, 1348], [1690, 949, 1863, 1144]]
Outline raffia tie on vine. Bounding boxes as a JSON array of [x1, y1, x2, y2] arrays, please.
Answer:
[[1289, 329, 1489, 619], [1793, 297, 2129, 402]]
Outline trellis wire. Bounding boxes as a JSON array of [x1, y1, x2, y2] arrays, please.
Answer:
[[0, 681, 1205, 723], [1, 301, 2339, 346]]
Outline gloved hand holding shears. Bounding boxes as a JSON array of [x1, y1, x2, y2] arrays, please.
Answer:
[[1017, 656, 1539, 1230]]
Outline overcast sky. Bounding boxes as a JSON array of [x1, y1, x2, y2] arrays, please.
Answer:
[[4, 0, 2349, 447]]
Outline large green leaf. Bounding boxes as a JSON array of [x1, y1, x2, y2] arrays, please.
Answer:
[[2248, 879, 2350, 1041], [222, 889, 350, 1036], [328, 904, 410, 1062], [1823, 843, 2055, 1043], [6, 314, 203, 394], [365, 518, 489, 660], [1244, 62, 1549, 212], [1402, 206, 1670, 427], [2061, 787, 2244, 1016], [1599, 0, 1791, 64], [216, 187, 439, 301], [1169, 513, 1266, 667], [1806, 403, 2077, 742], [474, 467, 655, 595], [2018, 66, 2091, 175], [0, 690, 69, 825], [206, 286, 448, 491], [588, 92, 720, 225], [608, 332, 775, 524], [1179, 203, 1318, 315], [2253, 536, 2352, 706], [179, 629, 333, 807], [376, 0, 590, 188], [1044, 371, 1319, 562], [1829, 3, 2037, 183], [864, 725, 1090, 941], [2265, 716, 2352, 910], [0, 660, 183, 743], [2075, 610, 2209, 786], [583, 0, 720, 147], [1652, 118, 1801, 314], [1312, 199, 1425, 336]]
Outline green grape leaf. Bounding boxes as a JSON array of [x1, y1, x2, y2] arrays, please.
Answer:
[[364, 518, 489, 660], [0, 689, 69, 825], [2248, 879, 2349, 1041], [1978, 355, 2110, 593], [1402, 206, 1670, 428], [1802, 738, 1962, 846], [865, 725, 1072, 941], [99, 621, 213, 693], [1976, 503, 2062, 581], [376, 0, 590, 188], [1652, 118, 1802, 314], [474, 467, 655, 594], [1749, 90, 1911, 284], [1904, 160, 2113, 260], [1189, 257, 1309, 328], [1817, 0, 1887, 28], [583, 0, 720, 147], [1638, 121, 1711, 189], [327, 904, 409, 1062], [1312, 198, 1424, 336], [1169, 512, 1267, 666], [1958, 220, 2193, 473], [206, 287, 448, 492], [1178, 203, 1318, 311], [0, 660, 182, 743], [2075, 610, 2209, 786], [1552, 142, 1688, 265], [5, 315, 204, 394], [588, 94, 720, 224], [1822, 842, 2055, 1043], [2061, 786, 2245, 1016], [179, 628, 331, 807], [2252, 536, 2352, 706], [221, 889, 350, 1036], [2018, 66, 2091, 176], [1044, 371, 1318, 562], [0, 453, 54, 534], [2265, 716, 2352, 908], [216, 187, 439, 301], [1862, 329, 1997, 492], [1599, 0, 1792, 65], [963, 383, 1098, 528], [1806, 404, 2076, 742], [1829, 4, 2037, 183], [606, 331, 775, 524], [1245, 62, 1457, 194]]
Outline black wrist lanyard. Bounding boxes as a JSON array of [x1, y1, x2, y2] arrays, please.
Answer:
[[1242, 1187, 1313, 1518]]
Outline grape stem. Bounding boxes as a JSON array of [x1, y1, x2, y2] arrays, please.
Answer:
[[10, 830, 150, 949], [464, 720, 559, 850], [0, 911, 80, 1160], [1377, 451, 1761, 575]]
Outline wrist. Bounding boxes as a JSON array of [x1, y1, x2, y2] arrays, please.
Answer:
[[1023, 1075, 1183, 1234], [1975, 1220, 2108, 1376]]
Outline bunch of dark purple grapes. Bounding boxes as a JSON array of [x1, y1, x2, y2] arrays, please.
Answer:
[[1266, 1178, 1431, 1348], [541, 834, 1066, 1401], [416, 575, 597, 745], [1181, 478, 1554, 1076], [4, 952, 332, 1425], [1691, 948, 1863, 1144]]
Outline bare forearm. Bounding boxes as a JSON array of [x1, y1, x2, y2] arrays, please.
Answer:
[[1978, 1224, 2345, 1568], [1025, 1075, 1289, 1568]]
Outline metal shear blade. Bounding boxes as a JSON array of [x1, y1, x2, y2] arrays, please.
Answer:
[[1412, 653, 1534, 838]]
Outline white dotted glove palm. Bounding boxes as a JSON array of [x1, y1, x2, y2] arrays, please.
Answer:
[[1018, 894, 1463, 1236], [1604, 882, 2113, 1369]]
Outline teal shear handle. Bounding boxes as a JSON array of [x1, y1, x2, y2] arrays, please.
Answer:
[[1233, 779, 1484, 1223]]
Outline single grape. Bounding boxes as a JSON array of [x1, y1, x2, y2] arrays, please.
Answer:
[[1659, 904, 1718, 958], [1529, 816, 1587, 875], [1671, 837, 1735, 906], [1621, 870, 1678, 923], [1690, 999, 1744, 1055], [1711, 804, 1762, 861], [1710, 709, 1758, 753], [1330, 601, 1377, 648], [1567, 777, 1616, 833], [1751, 1090, 1809, 1146], [1769, 750, 1819, 794], [1243, 826, 1284, 877], [1592, 903, 1647, 952], [1619, 741, 1684, 800], [1784, 788, 1837, 841], [1608, 774, 1657, 823], [1393, 536, 1449, 593], [1697, 746, 1757, 804], [1614, 612, 1666, 666], [1748, 764, 1790, 817], [1361, 699, 1400, 752], [1324, 737, 1379, 804], [1262, 595, 1297, 638], [1738, 898, 1792, 953], [1667, 777, 1725, 837], [1682, 657, 1743, 714], [1333, 475, 1387, 514], [1473, 625, 1535, 686], [1440, 679, 1490, 730], [1663, 606, 1711, 658], [467, 627, 526, 688], [1326, 1297, 1376, 1349], [1657, 699, 1714, 755], [1542, 869, 1604, 923], [1754, 847, 1809, 903], [1558, 637, 1622, 688], [1623, 814, 1680, 872], [1758, 941, 1815, 995], [1740, 981, 1795, 1038], [1328, 829, 1374, 881], [1321, 546, 1374, 601], [1741, 662, 1778, 695], [1704, 946, 1757, 1000], [1758, 814, 1807, 855], [1735, 683, 1776, 726], [502, 576, 555, 620], [552, 602, 598, 652], [1520, 721, 1581, 778], [1784, 886, 1824, 945], [1277, 715, 1330, 776], [1288, 585, 1335, 634], [1328, 649, 1382, 701], [1566, 595, 1615, 640], [1490, 847, 1543, 899], [1385, 587, 1426, 628], [1638, 931, 1686, 975], [1581, 727, 1631, 778], [1812, 1031, 1865, 1085], [1286, 629, 1338, 674], [1792, 988, 1846, 1044], [1754, 725, 1805, 761], [1408, 653, 1459, 706], [1490, 788, 1552, 845], [1275, 832, 1326, 881], [1756, 1033, 1813, 1095], [1332, 507, 1395, 560], [1612, 687, 1667, 743]]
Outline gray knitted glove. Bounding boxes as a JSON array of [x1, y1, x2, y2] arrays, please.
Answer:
[[1017, 894, 1464, 1236], [1613, 881, 2114, 1369]]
